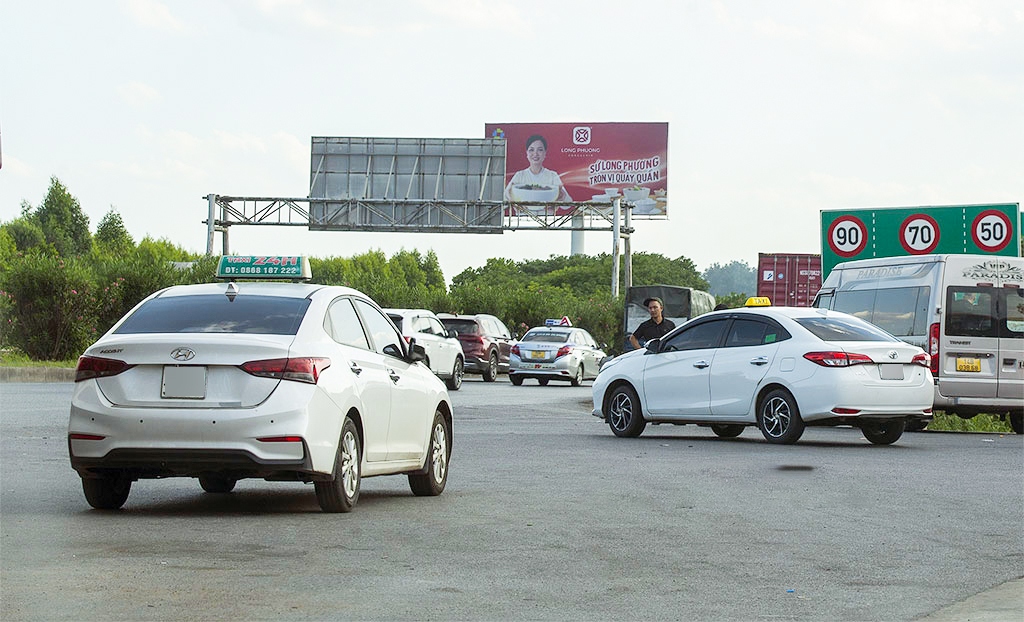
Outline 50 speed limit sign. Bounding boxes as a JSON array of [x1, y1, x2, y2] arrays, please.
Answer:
[[971, 209, 1013, 252], [827, 216, 868, 258], [899, 214, 940, 254]]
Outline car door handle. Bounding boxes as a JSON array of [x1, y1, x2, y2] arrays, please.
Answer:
[[387, 368, 400, 383], [750, 357, 769, 366], [693, 360, 710, 369], [349, 362, 362, 375]]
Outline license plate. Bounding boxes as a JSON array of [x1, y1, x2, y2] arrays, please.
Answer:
[[878, 364, 904, 380], [956, 358, 981, 372], [162, 366, 207, 399], [530, 351, 546, 359]]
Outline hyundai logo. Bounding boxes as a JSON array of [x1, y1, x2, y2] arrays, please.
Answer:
[[887, 350, 899, 360], [170, 347, 196, 361]]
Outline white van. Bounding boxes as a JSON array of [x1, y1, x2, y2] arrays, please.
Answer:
[[813, 254, 1023, 433]]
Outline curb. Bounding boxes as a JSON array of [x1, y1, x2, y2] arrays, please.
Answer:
[[0, 367, 76, 383]]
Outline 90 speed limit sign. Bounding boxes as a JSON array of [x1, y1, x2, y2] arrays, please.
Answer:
[[971, 209, 1013, 252], [899, 214, 940, 254], [827, 216, 868, 258]]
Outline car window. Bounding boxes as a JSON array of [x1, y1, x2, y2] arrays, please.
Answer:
[[494, 318, 512, 338], [1003, 289, 1024, 338], [523, 331, 567, 343], [114, 294, 310, 335], [660, 319, 728, 352], [327, 298, 371, 349], [424, 317, 446, 336], [354, 299, 405, 357], [833, 286, 930, 337], [443, 319, 479, 335], [387, 314, 404, 331], [795, 316, 899, 342], [725, 319, 768, 347], [946, 288, 995, 338]]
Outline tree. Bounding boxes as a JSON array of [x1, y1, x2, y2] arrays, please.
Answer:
[[2, 217, 47, 253], [94, 208, 135, 255], [703, 260, 756, 297], [32, 177, 92, 256]]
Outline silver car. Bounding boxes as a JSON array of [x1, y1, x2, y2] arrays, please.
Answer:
[[509, 326, 607, 386]]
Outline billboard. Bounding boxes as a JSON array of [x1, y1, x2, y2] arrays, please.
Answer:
[[484, 122, 668, 218], [820, 203, 1020, 276]]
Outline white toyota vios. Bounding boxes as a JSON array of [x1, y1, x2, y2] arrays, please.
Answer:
[[69, 256, 452, 512], [592, 302, 933, 445]]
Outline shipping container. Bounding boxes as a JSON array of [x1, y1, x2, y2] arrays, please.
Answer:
[[757, 253, 822, 307]]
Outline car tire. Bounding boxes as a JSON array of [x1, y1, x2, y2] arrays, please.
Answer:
[[81, 474, 131, 510], [510, 374, 524, 386], [570, 365, 583, 387], [482, 352, 498, 382], [607, 384, 646, 438], [538, 378, 549, 386], [905, 419, 929, 432], [861, 420, 906, 445], [710, 424, 744, 438], [409, 409, 450, 497], [199, 474, 237, 493], [757, 389, 805, 444], [1010, 412, 1023, 435], [315, 417, 361, 513], [446, 357, 464, 391]]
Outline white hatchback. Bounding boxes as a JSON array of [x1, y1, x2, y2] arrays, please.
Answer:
[[592, 306, 933, 445], [385, 308, 465, 391], [69, 265, 452, 513]]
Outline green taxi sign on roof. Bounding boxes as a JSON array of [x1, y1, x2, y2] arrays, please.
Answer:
[[216, 255, 311, 280]]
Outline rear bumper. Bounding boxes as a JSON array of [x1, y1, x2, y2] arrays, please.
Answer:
[[69, 446, 316, 481], [932, 389, 1024, 416]]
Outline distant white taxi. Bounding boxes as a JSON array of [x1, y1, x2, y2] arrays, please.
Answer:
[[592, 304, 933, 445], [68, 256, 452, 512]]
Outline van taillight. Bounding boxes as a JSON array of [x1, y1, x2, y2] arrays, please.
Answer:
[[75, 356, 134, 382], [240, 357, 331, 384], [928, 323, 940, 375]]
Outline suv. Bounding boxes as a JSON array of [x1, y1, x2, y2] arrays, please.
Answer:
[[386, 309, 465, 391], [438, 314, 516, 382]]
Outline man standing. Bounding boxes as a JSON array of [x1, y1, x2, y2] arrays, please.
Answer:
[[629, 297, 676, 349]]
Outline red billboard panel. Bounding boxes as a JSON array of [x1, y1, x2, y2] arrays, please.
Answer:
[[484, 122, 668, 218]]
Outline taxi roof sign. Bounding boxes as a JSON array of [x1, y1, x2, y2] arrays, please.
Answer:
[[545, 316, 573, 326], [216, 255, 312, 280], [744, 296, 772, 307]]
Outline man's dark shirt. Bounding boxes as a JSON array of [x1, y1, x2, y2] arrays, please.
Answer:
[[632, 317, 676, 346]]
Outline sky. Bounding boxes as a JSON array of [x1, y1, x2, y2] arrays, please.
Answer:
[[2, 0, 1022, 284]]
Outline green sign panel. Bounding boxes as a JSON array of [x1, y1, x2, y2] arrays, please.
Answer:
[[820, 203, 1020, 276], [215, 255, 311, 279]]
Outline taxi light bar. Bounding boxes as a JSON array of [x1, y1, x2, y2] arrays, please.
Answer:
[[803, 351, 873, 367], [744, 297, 772, 307], [216, 255, 311, 280], [75, 356, 135, 382], [240, 357, 331, 384]]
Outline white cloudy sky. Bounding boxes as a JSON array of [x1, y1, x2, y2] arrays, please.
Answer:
[[2, 0, 1021, 282]]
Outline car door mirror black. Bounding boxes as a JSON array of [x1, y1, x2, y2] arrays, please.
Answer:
[[447, 329, 458, 339], [645, 338, 661, 353], [407, 342, 427, 363], [383, 343, 404, 359]]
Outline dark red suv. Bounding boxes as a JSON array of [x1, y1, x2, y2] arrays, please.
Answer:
[[438, 314, 516, 382]]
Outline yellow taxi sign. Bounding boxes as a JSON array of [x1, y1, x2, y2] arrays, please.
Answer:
[[744, 296, 772, 307]]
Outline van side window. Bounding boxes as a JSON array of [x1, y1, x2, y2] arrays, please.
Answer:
[[946, 288, 995, 338], [833, 286, 930, 337], [1001, 289, 1024, 338]]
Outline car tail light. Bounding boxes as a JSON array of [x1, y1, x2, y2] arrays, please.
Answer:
[[555, 345, 573, 358], [511, 344, 521, 356], [240, 357, 331, 384], [803, 351, 873, 367], [75, 356, 134, 382], [257, 435, 304, 443], [68, 433, 106, 440], [911, 353, 931, 367], [928, 322, 940, 375]]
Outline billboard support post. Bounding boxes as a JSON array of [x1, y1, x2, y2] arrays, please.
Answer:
[[571, 214, 584, 255], [612, 198, 621, 297], [623, 200, 632, 289], [205, 194, 216, 255]]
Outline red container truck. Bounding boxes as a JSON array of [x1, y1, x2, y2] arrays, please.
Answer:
[[757, 253, 822, 307]]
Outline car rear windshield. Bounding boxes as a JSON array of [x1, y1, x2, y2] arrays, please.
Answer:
[[794, 316, 898, 342], [114, 295, 311, 335], [442, 319, 479, 334], [387, 314, 404, 331], [523, 331, 569, 343]]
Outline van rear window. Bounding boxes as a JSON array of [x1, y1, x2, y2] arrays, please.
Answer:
[[833, 286, 930, 337], [114, 295, 310, 335]]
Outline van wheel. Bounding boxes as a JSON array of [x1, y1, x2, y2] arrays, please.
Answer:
[[757, 389, 805, 444], [862, 420, 905, 445], [1010, 413, 1023, 435]]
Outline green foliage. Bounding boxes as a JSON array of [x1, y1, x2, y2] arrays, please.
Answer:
[[310, 250, 449, 308], [927, 412, 1013, 434], [135, 236, 199, 263], [3, 217, 47, 253], [0, 227, 16, 264], [714, 293, 749, 309], [703, 260, 756, 297], [32, 177, 92, 256], [94, 208, 135, 255]]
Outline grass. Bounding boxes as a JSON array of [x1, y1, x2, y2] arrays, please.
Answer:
[[0, 349, 78, 368], [927, 411, 1014, 434]]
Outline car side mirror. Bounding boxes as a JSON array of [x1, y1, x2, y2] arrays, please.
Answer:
[[447, 329, 458, 338], [645, 338, 661, 353], [407, 342, 427, 363], [383, 343, 404, 359]]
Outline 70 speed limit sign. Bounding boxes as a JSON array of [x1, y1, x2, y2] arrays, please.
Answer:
[[899, 214, 940, 254], [971, 209, 1013, 252]]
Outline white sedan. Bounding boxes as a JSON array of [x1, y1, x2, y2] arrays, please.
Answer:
[[592, 305, 933, 445], [68, 257, 452, 512]]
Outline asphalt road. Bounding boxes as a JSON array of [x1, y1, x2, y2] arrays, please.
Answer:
[[1, 378, 1021, 621]]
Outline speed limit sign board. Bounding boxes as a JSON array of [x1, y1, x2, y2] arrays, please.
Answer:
[[821, 203, 1019, 276]]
